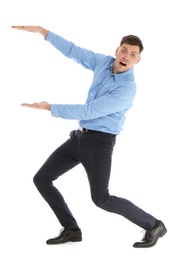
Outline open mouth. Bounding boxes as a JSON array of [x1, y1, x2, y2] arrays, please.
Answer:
[[120, 62, 127, 67]]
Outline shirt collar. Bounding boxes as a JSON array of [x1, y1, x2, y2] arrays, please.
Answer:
[[110, 66, 134, 82]]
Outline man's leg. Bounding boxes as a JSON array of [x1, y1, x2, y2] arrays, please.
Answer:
[[33, 132, 80, 230], [79, 131, 167, 247], [79, 131, 156, 230]]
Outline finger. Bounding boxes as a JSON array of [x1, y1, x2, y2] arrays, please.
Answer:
[[21, 103, 30, 106], [32, 103, 42, 108], [11, 26, 32, 32], [12, 26, 26, 30], [21, 103, 34, 108], [21, 103, 44, 109]]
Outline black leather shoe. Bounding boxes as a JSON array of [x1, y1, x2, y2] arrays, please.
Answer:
[[46, 228, 82, 245], [133, 221, 167, 248]]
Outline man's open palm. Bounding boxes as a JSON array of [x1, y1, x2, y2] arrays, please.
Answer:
[[21, 101, 50, 110]]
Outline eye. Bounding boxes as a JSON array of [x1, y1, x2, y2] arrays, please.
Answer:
[[121, 49, 127, 54], [131, 53, 136, 58]]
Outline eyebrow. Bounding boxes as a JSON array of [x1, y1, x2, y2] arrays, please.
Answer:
[[122, 46, 138, 54]]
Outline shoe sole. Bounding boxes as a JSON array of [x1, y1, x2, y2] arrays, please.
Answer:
[[71, 238, 82, 242], [46, 238, 82, 245], [133, 227, 167, 248]]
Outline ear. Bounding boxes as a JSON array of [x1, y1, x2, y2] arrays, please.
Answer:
[[135, 56, 141, 64], [115, 47, 119, 56]]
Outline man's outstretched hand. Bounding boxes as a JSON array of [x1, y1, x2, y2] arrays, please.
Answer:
[[11, 25, 49, 37], [21, 101, 50, 110]]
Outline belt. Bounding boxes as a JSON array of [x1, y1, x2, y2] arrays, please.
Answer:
[[78, 127, 116, 136], [78, 127, 98, 133]]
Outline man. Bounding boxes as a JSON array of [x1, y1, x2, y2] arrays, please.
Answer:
[[12, 25, 167, 248]]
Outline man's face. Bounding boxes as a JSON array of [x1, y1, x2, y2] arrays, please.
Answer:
[[112, 43, 141, 74]]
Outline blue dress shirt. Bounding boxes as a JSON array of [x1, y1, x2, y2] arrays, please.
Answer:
[[45, 31, 137, 135]]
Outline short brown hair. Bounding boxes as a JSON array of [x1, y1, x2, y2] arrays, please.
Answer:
[[120, 35, 144, 53]]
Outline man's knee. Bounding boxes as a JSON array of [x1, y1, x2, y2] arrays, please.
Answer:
[[33, 172, 47, 188], [33, 173, 40, 187], [91, 193, 109, 209]]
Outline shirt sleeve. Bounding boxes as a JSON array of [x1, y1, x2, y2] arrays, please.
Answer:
[[50, 85, 136, 120], [45, 31, 97, 71]]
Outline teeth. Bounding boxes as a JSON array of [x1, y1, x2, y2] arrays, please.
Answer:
[[120, 62, 126, 66]]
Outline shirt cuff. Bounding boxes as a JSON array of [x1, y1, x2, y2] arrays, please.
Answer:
[[50, 104, 60, 117]]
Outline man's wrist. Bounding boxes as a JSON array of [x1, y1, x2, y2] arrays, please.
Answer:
[[46, 103, 51, 111], [38, 27, 49, 38]]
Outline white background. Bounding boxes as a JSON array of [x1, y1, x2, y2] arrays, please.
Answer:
[[0, 0, 178, 259]]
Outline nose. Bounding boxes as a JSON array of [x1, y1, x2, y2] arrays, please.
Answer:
[[123, 53, 129, 60]]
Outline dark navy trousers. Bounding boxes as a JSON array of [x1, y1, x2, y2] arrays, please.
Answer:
[[33, 130, 156, 230]]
